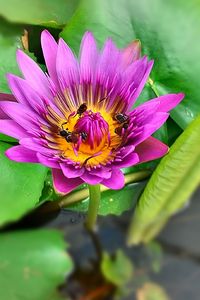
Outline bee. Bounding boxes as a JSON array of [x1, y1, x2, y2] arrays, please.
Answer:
[[114, 113, 129, 124], [73, 103, 87, 118], [114, 127, 122, 136], [59, 128, 78, 143], [59, 122, 68, 137], [122, 122, 129, 129], [114, 123, 129, 136], [59, 124, 87, 143], [77, 103, 87, 116], [114, 113, 130, 136]]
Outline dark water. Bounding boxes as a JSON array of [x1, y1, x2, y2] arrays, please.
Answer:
[[34, 188, 200, 300]]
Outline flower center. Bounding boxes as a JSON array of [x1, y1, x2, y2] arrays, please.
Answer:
[[74, 110, 110, 150], [46, 104, 126, 167]]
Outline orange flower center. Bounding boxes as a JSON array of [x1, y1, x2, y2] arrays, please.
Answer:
[[45, 103, 128, 167]]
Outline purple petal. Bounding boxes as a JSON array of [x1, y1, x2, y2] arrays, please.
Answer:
[[102, 169, 125, 190], [52, 168, 83, 194], [37, 153, 60, 168], [135, 136, 169, 163], [130, 100, 160, 118], [0, 110, 10, 120], [113, 153, 139, 168], [41, 30, 59, 86], [128, 60, 154, 108], [80, 31, 98, 83], [7, 74, 46, 112], [56, 38, 79, 91], [119, 57, 153, 109], [88, 167, 112, 179], [131, 103, 161, 127], [6, 145, 39, 163], [121, 40, 141, 68], [16, 49, 52, 99], [158, 93, 185, 111], [0, 93, 16, 101], [0, 93, 16, 119], [138, 93, 185, 113], [130, 112, 169, 146], [60, 163, 85, 178], [97, 38, 120, 83], [20, 137, 57, 155], [81, 172, 103, 185], [0, 101, 40, 131], [118, 145, 135, 158], [0, 120, 28, 139]]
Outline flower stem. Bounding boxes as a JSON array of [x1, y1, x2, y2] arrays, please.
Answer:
[[85, 184, 101, 231], [58, 170, 151, 208]]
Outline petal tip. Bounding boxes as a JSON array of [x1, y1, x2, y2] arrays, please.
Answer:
[[149, 59, 154, 68], [177, 92, 185, 100], [41, 29, 51, 37], [58, 37, 65, 47], [83, 31, 94, 38], [41, 29, 56, 45], [16, 48, 24, 59]]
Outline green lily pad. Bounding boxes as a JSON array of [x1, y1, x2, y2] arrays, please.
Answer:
[[101, 250, 134, 287], [0, 0, 79, 28], [0, 142, 48, 226], [61, 0, 200, 129], [0, 19, 23, 94], [0, 229, 73, 300]]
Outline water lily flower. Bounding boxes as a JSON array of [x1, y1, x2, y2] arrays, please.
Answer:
[[0, 31, 184, 194]]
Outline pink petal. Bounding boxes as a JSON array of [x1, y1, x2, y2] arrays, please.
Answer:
[[131, 100, 160, 117], [0, 93, 16, 102], [81, 172, 103, 185], [113, 153, 139, 168], [0, 101, 40, 131], [119, 145, 135, 158], [41, 30, 59, 85], [6, 145, 39, 163], [128, 60, 154, 108], [89, 167, 112, 179], [0, 93, 16, 119], [80, 31, 98, 83], [97, 38, 120, 81], [121, 40, 141, 68], [60, 163, 85, 178], [0, 120, 28, 139], [37, 153, 60, 168], [135, 136, 169, 163], [138, 93, 185, 113], [132, 112, 169, 146], [0, 109, 9, 119], [20, 137, 57, 156], [119, 57, 153, 108], [7, 74, 45, 111], [101, 169, 125, 190], [16, 49, 52, 99], [52, 168, 83, 194], [56, 38, 79, 90]]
